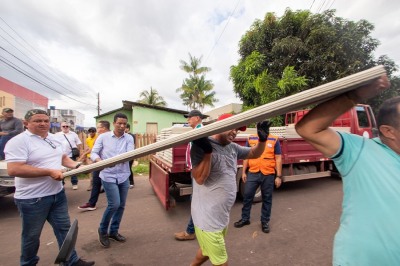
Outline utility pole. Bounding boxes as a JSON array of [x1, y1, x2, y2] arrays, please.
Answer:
[[97, 92, 101, 116]]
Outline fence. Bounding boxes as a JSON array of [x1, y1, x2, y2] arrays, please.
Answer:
[[77, 132, 157, 162]]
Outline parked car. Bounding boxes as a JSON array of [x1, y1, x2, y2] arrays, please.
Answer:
[[0, 160, 15, 197]]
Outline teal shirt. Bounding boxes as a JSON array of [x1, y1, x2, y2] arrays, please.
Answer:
[[331, 132, 400, 265]]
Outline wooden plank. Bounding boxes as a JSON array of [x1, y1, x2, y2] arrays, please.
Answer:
[[64, 65, 386, 177]]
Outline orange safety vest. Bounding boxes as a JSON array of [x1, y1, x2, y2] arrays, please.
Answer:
[[247, 134, 278, 175]]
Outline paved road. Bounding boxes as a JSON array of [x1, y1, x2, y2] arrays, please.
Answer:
[[0, 175, 343, 266]]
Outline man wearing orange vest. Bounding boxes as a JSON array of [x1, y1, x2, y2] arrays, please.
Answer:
[[234, 120, 282, 233]]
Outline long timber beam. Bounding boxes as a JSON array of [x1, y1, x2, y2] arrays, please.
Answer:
[[64, 65, 386, 177]]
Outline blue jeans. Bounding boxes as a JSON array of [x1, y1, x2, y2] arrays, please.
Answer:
[[0, 134, 13, 160], [241, 172, 275, 223], [14, 189, 79, 266], [88, 171, 101, 206], [186, 216, 195, 234], [70, 157, 78, 185], [99, 178, 129, 235]]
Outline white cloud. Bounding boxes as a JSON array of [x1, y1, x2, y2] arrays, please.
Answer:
[[0, 0, 399, 126]]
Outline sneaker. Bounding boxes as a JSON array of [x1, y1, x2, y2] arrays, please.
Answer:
[[78, 203, 96, 211], [71, 258, 95, 266], [129, 184, 134, 189], [174, 231, 195, 241], [86, 187, 92, 191], [72, 185, 78, 190], [234, 219, 250, 228], [98, 228, 110, 248], [261, 222, 270, 233], [109, 233, 126, 242]]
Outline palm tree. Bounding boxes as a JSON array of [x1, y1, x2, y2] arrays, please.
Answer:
[[176, 53, 218, 111], [138, 87, 167, 107]]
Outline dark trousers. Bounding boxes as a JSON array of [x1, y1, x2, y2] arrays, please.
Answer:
[[128, 160, 134, 185], [88, 171, 101, 206]]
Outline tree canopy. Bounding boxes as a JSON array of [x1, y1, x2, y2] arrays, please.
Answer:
[[177, 53, 218, 111], [230, 8, 399, 114], [138, 87, 167, 107]]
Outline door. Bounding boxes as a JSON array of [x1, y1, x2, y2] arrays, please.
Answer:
[[146, 123, 158, 134]]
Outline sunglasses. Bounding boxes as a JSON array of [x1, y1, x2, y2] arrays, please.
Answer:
[[62, 126, 69, 128], [43, 138, 56, 149]]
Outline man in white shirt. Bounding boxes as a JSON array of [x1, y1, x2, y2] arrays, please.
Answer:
[[56, 121, 82, 190]]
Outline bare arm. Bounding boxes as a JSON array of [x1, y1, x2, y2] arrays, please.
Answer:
[[245, 141, 266, 159], [242, 159, 248, 183], [191, 153, 212, 185], [275, 154, 282, 188], [7, 162, 64, 181], [62, 154, 81, 169], [295, 75, 390, 157]]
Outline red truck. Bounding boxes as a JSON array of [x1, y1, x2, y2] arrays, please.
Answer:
[[149, 104, 377, 210]]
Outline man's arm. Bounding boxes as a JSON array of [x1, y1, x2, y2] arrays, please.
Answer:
[[191, 153, 212, 185], [7, 162, 64, 181], [295, 75, 390, 157], [242, 159, 248, 183], [275, 154, 282, 188]]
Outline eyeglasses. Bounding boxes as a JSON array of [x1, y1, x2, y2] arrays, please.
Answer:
[[62, 126, 69, 128], [43, 138, 56, 149]]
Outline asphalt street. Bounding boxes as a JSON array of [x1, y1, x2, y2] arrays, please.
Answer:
[[0, 174, 343, 266]]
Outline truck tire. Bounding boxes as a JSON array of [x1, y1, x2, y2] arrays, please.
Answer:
[[239, 180, 262, 203]]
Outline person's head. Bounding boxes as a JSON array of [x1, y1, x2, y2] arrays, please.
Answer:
[[125, 123, 131, 133], [24, 109, 50, 137], [97, 120, 110, 135], [213, 113, 247, 146], [2, 108, 14, 120], [113, 113, 128, 136], [377, 96, 400, 153], [60, 121, 71, 133], [184, 110, 208, 129], [88, 127, 96, 137]]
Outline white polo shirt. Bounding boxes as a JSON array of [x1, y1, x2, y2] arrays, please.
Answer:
[[5, 131, 65, 199]]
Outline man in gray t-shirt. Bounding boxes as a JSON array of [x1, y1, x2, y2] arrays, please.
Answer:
[[189, 113, 271, 266]]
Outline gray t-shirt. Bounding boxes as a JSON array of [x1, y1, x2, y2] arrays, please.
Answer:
[[191, 137, 250, 232]]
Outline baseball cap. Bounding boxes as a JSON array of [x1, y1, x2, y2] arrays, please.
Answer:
[[184, 110, 209, 119], [217, 113, 247, 132], [88, 127, 96, 133], [2, 108, 13, 113], [24, 109, 48, 120]]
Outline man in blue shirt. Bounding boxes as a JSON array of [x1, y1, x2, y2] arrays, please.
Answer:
[[91, 113, 134, 248], [296, 74, 400, 265]]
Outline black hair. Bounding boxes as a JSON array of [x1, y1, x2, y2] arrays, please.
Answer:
[[114, 113, 128, 122], [98, 120, 110, 130], [126, 123, 131, 129], [377, 96, 400, 133]]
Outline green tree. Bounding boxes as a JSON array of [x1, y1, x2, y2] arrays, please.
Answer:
[[177, 53, 218, 110], [138, 87, 167, 107], [230, 8, 399, 115]]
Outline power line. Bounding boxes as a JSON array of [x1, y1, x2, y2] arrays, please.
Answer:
[[0, 15, 91, 94], [0, 55, 97, 107], [204, 0, 242, 63]]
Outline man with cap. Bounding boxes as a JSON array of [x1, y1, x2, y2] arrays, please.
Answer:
[[234, 120, 282, 233], [189, 113, 270, 266], [0, 108, 24, 160], [174, 109, 208, 241]]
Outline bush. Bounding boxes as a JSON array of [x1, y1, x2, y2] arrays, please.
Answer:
[[133, 161, 149, 175]]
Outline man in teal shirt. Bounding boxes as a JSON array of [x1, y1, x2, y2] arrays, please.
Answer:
[[296, 74, 400, 265]]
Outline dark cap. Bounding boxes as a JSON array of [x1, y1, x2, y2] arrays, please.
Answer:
[[2, 108, 13, 113], [88, 127, 96, 133], [184, 110, 209, 119], [217, 113, 247, 131], [24, 109, 48, 120]]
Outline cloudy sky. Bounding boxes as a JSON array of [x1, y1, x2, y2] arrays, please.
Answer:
[[1, 0, 399, 126]]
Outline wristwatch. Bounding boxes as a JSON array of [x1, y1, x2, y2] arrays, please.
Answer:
[[75, 162, 82, 169]]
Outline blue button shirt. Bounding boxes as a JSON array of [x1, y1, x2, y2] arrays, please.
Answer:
[[90, 131, 134, 184]]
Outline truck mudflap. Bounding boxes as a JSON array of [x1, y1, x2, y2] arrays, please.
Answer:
[[149, 158, 172, 210]]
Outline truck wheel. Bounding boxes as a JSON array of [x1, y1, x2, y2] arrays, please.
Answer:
[[239, 181, 262, 203]]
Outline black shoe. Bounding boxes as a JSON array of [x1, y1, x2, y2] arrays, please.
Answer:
[[234, 219, 250, 228], [109, 233, 126, 242], [261, 222, 270, 233], [98, 228, 110, 248], [72, 258, 95, 266]]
